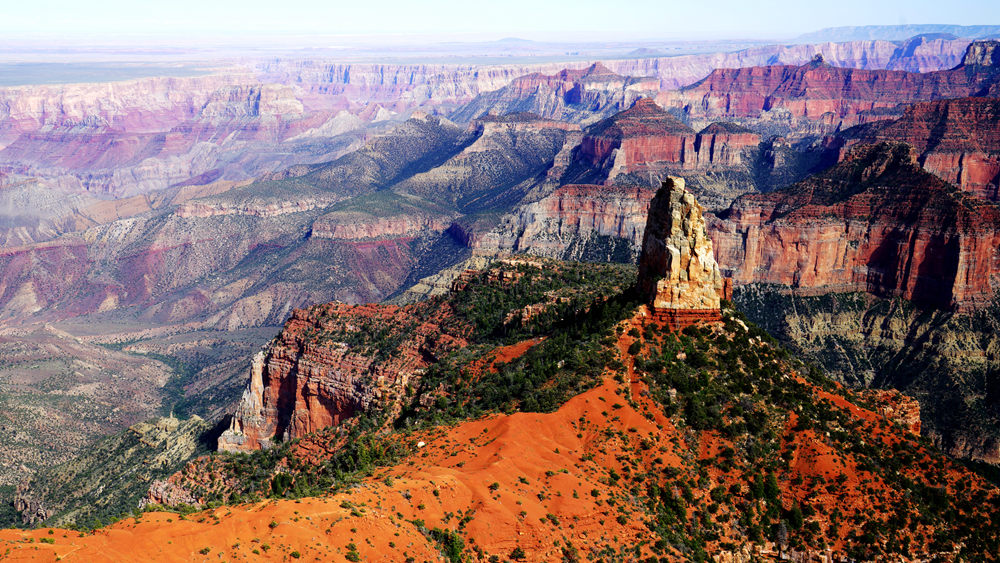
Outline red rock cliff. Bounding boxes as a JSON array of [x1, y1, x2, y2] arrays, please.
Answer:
[[710, 142, 1000, 311], [218, 302, 469, 452], [661, 40, 1000, 134], [578, 99, 761, 182], [839, 97, 1000, 200]]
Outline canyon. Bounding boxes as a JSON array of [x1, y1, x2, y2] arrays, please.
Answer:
[[710, 142, 1000, 311], [4, 29, 1000, 548]]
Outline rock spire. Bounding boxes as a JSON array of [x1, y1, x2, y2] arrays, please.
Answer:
[[638, 177, 728, 327]]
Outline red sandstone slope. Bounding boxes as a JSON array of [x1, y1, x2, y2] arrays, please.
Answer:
[[2, 310, 998, 561], [710, 142, 1000, 311], [661, 40, 1000, 134], [840, 96, 1000, 200]]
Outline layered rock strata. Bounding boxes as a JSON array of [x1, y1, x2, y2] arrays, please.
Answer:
[[475, 184, 655, 262], [710, 142, 1000, 311], [450, 63, 660, 125], [218, 303, 468, 452], [637, 177, 728, 328], [661, 40, 1000, 135], [839, 96, 1000, 200], [577, 99, 761, 181]]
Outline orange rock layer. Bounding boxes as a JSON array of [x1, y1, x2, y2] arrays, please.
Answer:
[[218, 302, 470, 452]]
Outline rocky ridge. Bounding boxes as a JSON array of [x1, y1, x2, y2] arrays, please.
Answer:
[[734, 287, 1000, 464], [11, 415, 210, 528], [475, 184, 655, 263], [217, 302, 470, 452], [571, 98, 761, 185], [449, 63, 660, 125], [88, 260, 1000, 561], [661, 40, 1000, 136]]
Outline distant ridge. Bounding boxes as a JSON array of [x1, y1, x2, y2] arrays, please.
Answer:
[[795, 24, 1000, 43]]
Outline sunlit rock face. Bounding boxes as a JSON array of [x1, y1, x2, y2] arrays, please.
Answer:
[[638, 177, 727, 328]]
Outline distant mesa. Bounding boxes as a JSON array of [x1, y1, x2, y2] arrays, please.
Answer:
[[637, 177, 730, 329]]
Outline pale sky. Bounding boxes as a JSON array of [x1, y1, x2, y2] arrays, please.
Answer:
[[2, 0, 998, 42]]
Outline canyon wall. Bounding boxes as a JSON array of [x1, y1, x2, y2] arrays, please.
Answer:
[[0, 37, 980, 200], [710, 142, 1000, 312], [475, 184, 655, 262], [218, 302, 468, 451], [260, 35, 973, 103], [575, 98, 761, 183], [0, 73, 373, 197], [449, 63, 660, 125], [840, 96, 1000, 200], [661, 40, 1000, 135]]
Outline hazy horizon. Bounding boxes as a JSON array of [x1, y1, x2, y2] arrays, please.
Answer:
[[4, 0, 999, 44]]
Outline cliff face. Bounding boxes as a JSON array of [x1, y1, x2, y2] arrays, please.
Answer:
[[578, 99, 761, 179], [711, 142, 1000, 311], [12, 416, 209, 527], [638, 177, 727, 327], [218, 302, 469, 452], [0, 37, 977, 199], [475, 184, 655, 262], [217, 258, 636, 453], [449, 63, 660, 125], [0, 74, 373, 197], [0, 114, 574, 330], [840, 97, 1000, 200], [734, 287, 1000, 464], [662, 40, 1000, 135]]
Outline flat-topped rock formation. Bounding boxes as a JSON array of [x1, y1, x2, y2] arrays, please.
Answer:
[[839, 96, 1000, 200]]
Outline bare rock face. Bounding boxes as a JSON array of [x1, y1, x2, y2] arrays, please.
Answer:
[[859, 389, 922, 435], [449, 63, 660, 125], [575, 99, 760, 184], [638, 177, 728, 327], [839, 96, 1000, 200], [476, 184, 655, 262], [661, 40, 1000, 136], [218, 302, 468, 452], [711, 142, 1000, 311]]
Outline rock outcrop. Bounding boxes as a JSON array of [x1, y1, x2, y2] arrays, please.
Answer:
[[449, 63, 660, 125], [638, 177, 728, 328], [711, 142, 1000, 311], [579, 98, 696, 171], [13, 415, 209, 527], [839, 96, 1000, 200], [565, 99, 761, 193], [859, 389, 922, 435], [218, 302, 469, 452]]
